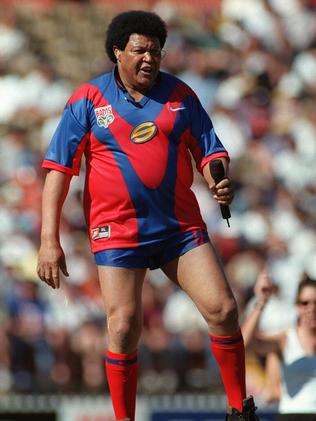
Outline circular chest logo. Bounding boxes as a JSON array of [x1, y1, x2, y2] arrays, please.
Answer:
[[130, 121, 157, 144]]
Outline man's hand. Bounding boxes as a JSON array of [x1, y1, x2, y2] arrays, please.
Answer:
[[211, 177, 234, 206], [37, 242, 69, 289]]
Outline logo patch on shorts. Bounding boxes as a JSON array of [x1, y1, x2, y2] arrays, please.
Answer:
[[130, 121, 157, 144], [95, 105, 115, 128], [91, 226, 111, 240]]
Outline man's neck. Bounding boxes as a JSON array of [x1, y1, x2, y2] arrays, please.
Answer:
[[115, 67, 156, 102]]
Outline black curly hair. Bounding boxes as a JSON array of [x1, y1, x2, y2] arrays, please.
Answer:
[[105, 10, 167, 63]]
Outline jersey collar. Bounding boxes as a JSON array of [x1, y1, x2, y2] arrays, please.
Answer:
[[113, 66, 160, 108]]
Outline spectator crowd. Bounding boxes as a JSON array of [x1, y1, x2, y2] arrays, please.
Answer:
[[0, 0, 315, 405]]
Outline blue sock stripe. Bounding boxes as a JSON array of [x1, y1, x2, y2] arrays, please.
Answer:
[[210, 335, 243, 345], [105, 356, 138, 366]]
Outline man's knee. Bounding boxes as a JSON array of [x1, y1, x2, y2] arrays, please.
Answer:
[[205, 297, 239, 330], [107, 309, 142, 348]]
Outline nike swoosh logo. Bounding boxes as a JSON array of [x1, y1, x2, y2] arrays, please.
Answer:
[[169, 106, 186, 112]]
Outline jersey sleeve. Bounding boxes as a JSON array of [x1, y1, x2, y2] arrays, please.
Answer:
[[42, 87, 91, 176], [184, 89, 229, 173]]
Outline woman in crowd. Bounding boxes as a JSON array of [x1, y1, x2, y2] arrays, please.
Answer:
[[242, 270, 316, 421]]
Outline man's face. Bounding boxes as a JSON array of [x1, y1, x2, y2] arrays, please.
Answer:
[[114, 33, 162, 93]]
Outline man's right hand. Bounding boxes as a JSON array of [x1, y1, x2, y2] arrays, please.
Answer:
[[37, 242, 69, 289]]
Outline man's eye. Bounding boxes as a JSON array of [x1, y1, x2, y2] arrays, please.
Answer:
[[131, 49, 162, 57]]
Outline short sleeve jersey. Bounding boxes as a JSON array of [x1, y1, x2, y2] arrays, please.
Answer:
[[43, 68, 229, 252]]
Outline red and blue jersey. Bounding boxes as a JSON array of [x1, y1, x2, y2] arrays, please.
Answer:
[[43, 68, 229, 252]]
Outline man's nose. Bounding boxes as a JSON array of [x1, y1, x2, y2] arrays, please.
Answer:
[[143, 50, 156, 61]]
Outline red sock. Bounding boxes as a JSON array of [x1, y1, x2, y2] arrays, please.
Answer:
[[209, 330, 246, 412], [105, 350, 138, 421]]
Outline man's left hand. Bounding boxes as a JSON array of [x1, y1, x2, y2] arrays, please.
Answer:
[[211, 178, 234, 205]]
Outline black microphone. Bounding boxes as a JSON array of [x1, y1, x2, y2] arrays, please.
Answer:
[[209, 159, 231, 227]]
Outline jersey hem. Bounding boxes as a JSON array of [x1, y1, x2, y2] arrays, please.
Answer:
[[90, 225, 207, 253]]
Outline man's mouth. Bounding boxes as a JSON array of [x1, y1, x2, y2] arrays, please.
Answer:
[[140, 66, 153, 77]]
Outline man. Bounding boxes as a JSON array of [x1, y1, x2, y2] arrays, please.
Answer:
[[37, 10, 260, 421]]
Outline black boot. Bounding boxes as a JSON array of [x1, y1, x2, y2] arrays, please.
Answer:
[[226, 396, 260, 420]]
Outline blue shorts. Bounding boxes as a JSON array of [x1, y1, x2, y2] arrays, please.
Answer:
[[94, 229, 209, 269]]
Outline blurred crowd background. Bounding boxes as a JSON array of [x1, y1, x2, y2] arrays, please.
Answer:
[[0, 0, 316, 405]]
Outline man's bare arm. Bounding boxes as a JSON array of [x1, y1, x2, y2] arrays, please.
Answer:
[[37, 170, 72, 289]]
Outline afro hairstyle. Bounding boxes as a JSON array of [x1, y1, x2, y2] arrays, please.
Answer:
[[105, 10, 167, 63]]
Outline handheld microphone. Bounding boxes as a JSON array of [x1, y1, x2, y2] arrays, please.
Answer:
[[209, 159, 231, 227]]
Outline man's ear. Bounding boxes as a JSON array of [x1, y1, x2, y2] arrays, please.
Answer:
[[114, 47, 121, 62]]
